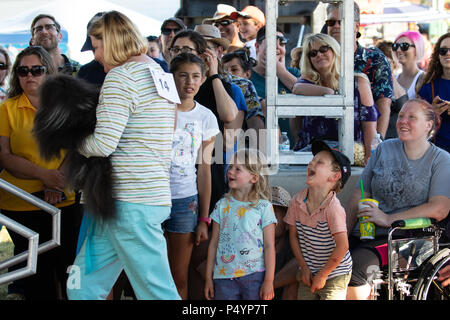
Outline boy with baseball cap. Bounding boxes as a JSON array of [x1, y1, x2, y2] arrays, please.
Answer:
[[284, 140, 353, 300], [230, 6, 265, 59]]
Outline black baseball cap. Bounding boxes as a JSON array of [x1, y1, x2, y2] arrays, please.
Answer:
[[160, 17, 187, 31], [311, 140, 351, 188], [81, 12, 105, 52]]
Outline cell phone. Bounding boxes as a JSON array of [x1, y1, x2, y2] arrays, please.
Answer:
[[32, 190, 66, 201]]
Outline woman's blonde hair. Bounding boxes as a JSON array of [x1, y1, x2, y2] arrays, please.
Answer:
[[300, 33, 340, 91], [88, 11, 147, 66], [227, 149, 272, 206]]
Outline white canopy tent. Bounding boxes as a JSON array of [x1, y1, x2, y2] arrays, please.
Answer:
[[0, 0, 163, 64], [360, 1, 450, 24]]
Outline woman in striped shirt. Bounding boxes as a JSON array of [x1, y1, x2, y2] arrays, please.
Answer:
[[67, 11, 180, 300]]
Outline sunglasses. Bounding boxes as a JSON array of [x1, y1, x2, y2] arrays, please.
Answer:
[[16, 65, 47, 77], [325, 19, 341, 27], [438, 47, 450, 56], [161, 28, 181, 36], [392, 42, 415, 52], [169, 46, 196, 55], [213, 19, 234, 27], [257, 35, 289, 46], [0, 63, 7, 70], [308, 45, 331, 58], [222, 50, 250, 63]]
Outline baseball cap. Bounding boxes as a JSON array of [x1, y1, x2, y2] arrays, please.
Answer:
[[194, 24, 230, 50], [229, 6, 265, 26], [202, 4, 237, 24], [81, 12, 105, 52], [161, 17, 187, 31], [311, 140, 351, 188], [271, 186, 291, 208]]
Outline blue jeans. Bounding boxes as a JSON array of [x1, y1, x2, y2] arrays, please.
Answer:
[[214, 271, 265, 300], [163, 194, 198, 233]]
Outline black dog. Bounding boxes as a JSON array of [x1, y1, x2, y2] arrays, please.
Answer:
[[33, 74, 115, 220]]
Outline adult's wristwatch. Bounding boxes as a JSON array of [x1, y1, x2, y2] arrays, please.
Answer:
[[208, 73, 222, 81]]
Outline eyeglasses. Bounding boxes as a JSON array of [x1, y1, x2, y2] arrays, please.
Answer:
[[169, 46, 196, 55], [438, 47, 450, 56], [308, 45, 331, 58], [392, 42, 415, 52], [32, 23, 57, 35], [257, 35, 289, 46], [325, 19, 341, 27], [0, 63, 7, 70], [223, 50, 249, 62], [161, 28, 181, 36], [213, 19, 234, 27], [16, 65, 47, 77]]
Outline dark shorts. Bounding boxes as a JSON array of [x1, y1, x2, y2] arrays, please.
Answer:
[[164, 194, 198, 233]]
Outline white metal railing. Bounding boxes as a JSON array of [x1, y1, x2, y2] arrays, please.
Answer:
[[0, 179, 60, 286], [265, 0, 355, 166]]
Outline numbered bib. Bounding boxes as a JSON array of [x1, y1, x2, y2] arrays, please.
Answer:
[[149, 66, 181, 104]]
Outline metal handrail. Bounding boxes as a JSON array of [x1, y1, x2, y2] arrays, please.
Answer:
[[0, 178, 61, 286]]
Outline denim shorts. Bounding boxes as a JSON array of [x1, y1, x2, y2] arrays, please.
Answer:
[[163, 194, 198, 233], [214, 271, 265, 300]]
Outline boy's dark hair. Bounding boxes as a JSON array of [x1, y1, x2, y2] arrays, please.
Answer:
[[221, 47, 256, 72]]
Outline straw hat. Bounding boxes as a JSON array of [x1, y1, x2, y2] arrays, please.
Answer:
[[194, 24, 230, 50], [271, 186, 291, 208]]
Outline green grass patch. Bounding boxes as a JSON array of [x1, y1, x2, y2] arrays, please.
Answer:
[[0, 227, 14, 300]]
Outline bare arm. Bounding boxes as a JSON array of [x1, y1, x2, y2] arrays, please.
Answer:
[[360, 195, 450, 228], [292, 80, 334, 96], [195, 137, 215, 245], [261, 223, 276, 300], [276, 55, 298, 92], [0, 136, 64, 191], [311, 232, 349, 292], [375, 97, 391, 138], [204, 221, 220, 300]]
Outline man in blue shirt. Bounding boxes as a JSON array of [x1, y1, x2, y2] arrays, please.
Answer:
[[250, 27, 301, 146]]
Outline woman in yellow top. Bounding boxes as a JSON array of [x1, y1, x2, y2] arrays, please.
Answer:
[[0, 46, 82, 300]]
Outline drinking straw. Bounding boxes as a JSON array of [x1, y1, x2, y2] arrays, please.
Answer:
[[360, 179, 364, 199]]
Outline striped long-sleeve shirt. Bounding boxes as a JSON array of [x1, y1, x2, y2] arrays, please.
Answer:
[[284, 189, 352, 279], [79, 59, 175, 206]]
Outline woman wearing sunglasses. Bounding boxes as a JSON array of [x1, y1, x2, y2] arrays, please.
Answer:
[[392, 31, 425, 100], [0, 46, 81, 300], [417, 32, 450, 153], [292, 33, 378, 166], [0, 46, 11, 102]]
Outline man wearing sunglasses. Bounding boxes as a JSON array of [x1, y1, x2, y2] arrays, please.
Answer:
[[202, 4, 245, 54], [251, 27, 301, 146], [158, 17, 187, 64], [30, 14, 80, 77], [326, 2, 394, 140]]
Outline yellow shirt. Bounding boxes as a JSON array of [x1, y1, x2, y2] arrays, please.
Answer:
[[0, 93, 75, 211]]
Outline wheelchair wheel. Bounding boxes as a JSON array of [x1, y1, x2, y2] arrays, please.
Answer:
[[413, 248, 450, 300]]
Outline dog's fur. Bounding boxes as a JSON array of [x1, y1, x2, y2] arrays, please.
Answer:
[[34, 74, 115, 220]]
